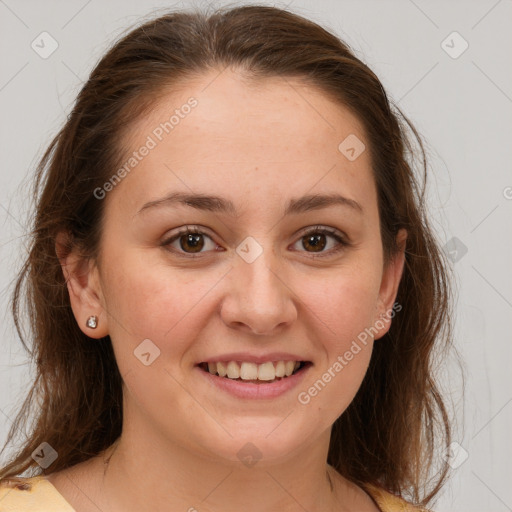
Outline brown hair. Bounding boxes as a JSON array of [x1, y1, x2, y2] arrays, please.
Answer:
[[0, 4, 454, 507]]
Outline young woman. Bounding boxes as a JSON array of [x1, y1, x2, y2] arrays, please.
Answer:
[[0, 5, 453, 511]]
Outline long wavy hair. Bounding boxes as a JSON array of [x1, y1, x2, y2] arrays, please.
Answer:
[[0, 4, 455, 507]]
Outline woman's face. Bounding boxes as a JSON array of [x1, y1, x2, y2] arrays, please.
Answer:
[[77, 70, 405, 465]]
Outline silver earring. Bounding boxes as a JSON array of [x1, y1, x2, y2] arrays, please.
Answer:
[[86, 315, 98, 329]]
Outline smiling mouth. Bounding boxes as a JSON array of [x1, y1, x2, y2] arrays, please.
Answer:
[[197, 360, 311, 383]]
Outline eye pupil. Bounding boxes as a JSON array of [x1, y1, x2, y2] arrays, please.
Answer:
[[303, 233, 326, 252], [181, 233, 204, 253]]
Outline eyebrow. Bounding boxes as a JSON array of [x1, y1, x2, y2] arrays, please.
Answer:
[[136, 191, 364, 216]]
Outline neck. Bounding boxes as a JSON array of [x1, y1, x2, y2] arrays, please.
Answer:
[[98, 416, 352, 512]]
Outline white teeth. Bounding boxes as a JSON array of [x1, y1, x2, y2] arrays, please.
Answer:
[[203, 360, 304, 381], [257, 362, 276, 381], [226, 361, 240, 379], [284, 361, 295, 377], [240, 362, 258, 380], [275, 361, 285, 377], [217, 361, 227, 377]]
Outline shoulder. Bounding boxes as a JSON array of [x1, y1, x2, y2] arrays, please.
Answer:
[[362, 482, 433, 512], [0, 476, 75, 511]]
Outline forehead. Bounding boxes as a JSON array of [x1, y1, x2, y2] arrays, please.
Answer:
[[143, 70, 367, 153], [108, 69, 376, 218]]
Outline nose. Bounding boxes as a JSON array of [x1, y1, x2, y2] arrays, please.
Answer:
[[220, 249, 298, 336]]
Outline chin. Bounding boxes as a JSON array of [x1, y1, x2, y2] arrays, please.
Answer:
[[194, 426, 314, 467]]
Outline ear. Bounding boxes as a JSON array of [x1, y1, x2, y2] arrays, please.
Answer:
[[55, 231, 109, 338], [373, 228, 407, 340]]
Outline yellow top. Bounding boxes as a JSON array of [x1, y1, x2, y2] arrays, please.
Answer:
[[0, 476, 431, 511]]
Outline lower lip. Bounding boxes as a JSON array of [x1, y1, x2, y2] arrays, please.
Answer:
[[195, 364, 311, 399]]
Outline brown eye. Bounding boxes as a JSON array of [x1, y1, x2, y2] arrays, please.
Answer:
[[179, 233, 205, 253], [302, 233, 327, 252], [291, 226, 348, 257], [162, 227, 218, 256]]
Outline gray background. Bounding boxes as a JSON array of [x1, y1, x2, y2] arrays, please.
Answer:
[[1, 0, 511, 510]]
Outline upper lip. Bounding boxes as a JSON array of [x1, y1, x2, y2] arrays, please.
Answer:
[[197, 352, 311, 365]]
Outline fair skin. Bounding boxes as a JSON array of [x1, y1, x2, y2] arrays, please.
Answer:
[[50, 69, 406, 512]]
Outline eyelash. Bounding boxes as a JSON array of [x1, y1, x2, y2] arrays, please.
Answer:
[[161, 225, 350, 259]]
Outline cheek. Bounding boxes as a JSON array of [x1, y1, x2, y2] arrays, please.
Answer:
[[100, 252, 226, 363], [300, 261, 382, 346], [294, 264, 380, 418]]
